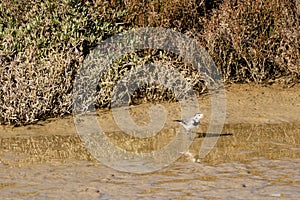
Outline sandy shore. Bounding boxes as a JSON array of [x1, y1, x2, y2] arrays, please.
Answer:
[[2, 83, 300, 136]]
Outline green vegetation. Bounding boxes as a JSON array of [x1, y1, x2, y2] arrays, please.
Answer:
[[0, 0, 299, 125]]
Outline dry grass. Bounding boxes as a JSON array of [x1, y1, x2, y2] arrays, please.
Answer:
[[94, 50, 207, 108], [201, 0, 300, 84], [0, 0, 299, 125], [0, 0, 125, 125]]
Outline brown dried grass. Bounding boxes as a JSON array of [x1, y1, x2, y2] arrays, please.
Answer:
[[201, 0, 300, 83], [0, 0, 299, 125]]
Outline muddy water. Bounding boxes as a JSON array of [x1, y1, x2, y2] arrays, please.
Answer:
[[1, 84, 300, 199], [0, 122, 299, 199]]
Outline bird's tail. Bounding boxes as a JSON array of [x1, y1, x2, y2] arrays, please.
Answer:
[[173, 120, 182, 122]]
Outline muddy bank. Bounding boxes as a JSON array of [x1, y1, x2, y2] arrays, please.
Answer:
[[0, 84, 300, 199], [1, 84, 300, 137]]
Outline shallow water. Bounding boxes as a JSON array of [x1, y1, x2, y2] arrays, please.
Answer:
[[0, 123, 299, 199], [1, 159, 299, 199]]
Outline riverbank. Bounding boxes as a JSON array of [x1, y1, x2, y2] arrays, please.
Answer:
[[0, 83, 299, 199]]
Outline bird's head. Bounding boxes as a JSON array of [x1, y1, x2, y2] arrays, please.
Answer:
[[194, 113, 204, 120]]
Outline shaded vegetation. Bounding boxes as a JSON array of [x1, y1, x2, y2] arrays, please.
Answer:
[[0, 0, 299, 125]]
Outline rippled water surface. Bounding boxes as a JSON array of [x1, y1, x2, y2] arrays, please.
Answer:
[[0, 123, 299, 199]]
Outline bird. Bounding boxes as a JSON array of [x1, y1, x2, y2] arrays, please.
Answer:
[[173, 113, 204, 132]]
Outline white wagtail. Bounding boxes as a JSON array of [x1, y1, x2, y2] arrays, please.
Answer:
[[174, 113, 204, 132]]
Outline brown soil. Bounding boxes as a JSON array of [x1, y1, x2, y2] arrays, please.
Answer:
[[2, 83, 300, 136]]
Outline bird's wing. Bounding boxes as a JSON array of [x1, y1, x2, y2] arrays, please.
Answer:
[[181, 117, 193, 125]]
